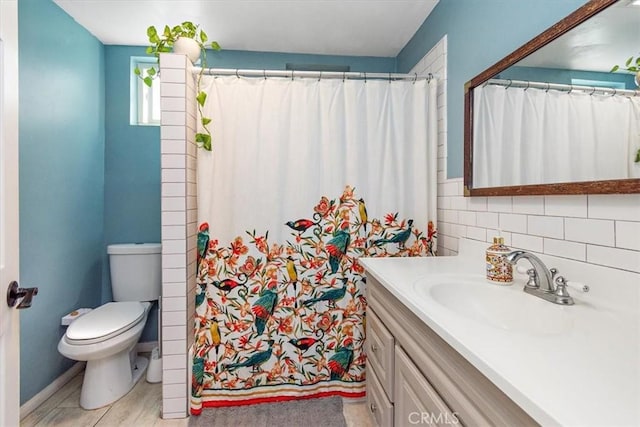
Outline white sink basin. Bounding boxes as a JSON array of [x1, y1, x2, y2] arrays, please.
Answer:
[[412, 274, 573, 335]]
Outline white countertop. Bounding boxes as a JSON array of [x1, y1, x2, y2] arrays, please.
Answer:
[[360, 238, 640, 427]]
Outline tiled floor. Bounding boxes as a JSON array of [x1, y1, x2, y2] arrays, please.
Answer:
[[21, 371, 373, 427], [20, 372, 187, 427]]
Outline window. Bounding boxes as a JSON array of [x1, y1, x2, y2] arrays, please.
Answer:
[[131, 58, 160, 125]]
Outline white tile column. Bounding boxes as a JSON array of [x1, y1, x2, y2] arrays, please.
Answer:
[[159, 53, 198, 419]]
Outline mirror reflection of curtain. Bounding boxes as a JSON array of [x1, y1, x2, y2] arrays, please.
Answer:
[[473, 85, 640, 187]]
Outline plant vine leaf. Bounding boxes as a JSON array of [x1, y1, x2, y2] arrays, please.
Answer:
[[196, 91, 207, 107], [196, 133, 212, 151]]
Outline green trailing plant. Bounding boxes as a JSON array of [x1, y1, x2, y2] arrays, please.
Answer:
[[135, 21, 221, 151], [610, 55, 640, 74]]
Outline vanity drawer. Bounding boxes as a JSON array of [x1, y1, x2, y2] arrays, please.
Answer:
[[394, 345, 458, 427], [366, 365, 394, 427], [366, 308, 395, 401]]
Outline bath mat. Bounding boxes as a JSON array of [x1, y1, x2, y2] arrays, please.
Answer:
[[188, 395, 347, 427]]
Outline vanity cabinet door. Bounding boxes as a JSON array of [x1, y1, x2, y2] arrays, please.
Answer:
[[366, 308, 395, 401], [394, 345, 458, 427], [366, 363, 394, 427]]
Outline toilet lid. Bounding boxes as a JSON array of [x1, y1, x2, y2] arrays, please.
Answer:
[[66, 302, 145, 344]]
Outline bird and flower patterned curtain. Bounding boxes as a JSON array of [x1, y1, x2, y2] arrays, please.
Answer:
[[191, 75, 438, 414]]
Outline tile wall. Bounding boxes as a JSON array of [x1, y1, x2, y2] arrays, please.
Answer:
[[159, 53, 198, 419], [411, 37, 640, 274]]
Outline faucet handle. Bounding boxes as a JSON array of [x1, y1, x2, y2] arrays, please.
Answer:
[[553, 276, 576, 305], [525, 269, 538, 289], [566, 281, 590, 293], [554, 276, 571, 297]]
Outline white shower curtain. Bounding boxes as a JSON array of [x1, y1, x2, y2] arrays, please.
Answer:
[[191, 75, 437, 413], [473, 85, 640, 187], [198, 76, 437, 244]]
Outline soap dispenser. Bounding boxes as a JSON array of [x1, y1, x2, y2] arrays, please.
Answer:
[[486, 237, 513, 284]]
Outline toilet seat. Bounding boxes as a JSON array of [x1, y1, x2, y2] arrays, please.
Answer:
[[66, 302, 145, 345]]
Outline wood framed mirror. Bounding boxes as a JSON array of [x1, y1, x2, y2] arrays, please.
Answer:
[[464, 0, 640, 196]]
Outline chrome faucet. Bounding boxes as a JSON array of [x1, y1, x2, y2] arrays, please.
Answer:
[[505, 250, 575, 305]]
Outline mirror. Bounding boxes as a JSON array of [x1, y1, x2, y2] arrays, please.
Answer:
[[464, 0, 640, 196]]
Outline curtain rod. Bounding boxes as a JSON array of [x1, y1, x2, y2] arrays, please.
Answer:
[[486, 78, 639, 97], [192, 67, 435, 81]]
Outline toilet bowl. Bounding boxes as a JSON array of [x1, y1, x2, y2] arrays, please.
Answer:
[[58, 301, 152, 409], [58, 243, 161, 409]]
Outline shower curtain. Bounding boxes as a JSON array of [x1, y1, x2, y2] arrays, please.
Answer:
[[191, 75, 438, 414], [473, 85, 640, 187]]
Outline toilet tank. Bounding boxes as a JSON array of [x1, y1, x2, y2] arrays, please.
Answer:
[[107, 243, 161, 302]]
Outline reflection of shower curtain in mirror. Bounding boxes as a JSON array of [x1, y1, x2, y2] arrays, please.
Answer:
[[473, 85, 640, 187], [190, 76, 438, 414]]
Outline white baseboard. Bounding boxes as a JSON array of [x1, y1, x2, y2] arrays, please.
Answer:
[[20, 361, 85, 419], [136, 341, 158, 353]]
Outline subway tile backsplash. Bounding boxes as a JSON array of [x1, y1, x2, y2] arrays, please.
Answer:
[[413, 36, 640, 274], [511, 233, 544, 253], [527, 215, 563, 239], [512, 196, 544, 215], [564, 218, 615, 246], [587, 245, 640, 273], [588, 194, 640, 221], [498, 213, 527, 234], [544, 195, 588, 218], [543, 238, 586, 261], [616, 221, 640, 251]]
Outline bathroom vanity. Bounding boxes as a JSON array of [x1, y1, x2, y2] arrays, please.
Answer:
[[365, 275, 537, 426], [360, 238, 640, 426]]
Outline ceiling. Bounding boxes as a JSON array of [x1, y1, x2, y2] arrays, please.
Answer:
[[53, 0, 439, 57], [517, 0, 640, 73]]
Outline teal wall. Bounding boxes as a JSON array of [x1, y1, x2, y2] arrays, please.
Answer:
[[18, 0, 105, 403], [104, 46, 161, 342], [499, 66, 636, 90], [397, 0, 588, 178], [205, 49, 396, 72]]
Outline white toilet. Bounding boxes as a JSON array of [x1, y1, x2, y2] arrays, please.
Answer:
[[58, 243, 161, 410]]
